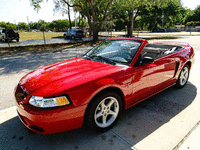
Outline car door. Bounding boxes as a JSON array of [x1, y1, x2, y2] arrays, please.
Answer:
[[151, 54, 176, 91], [128, 55, 176, 106], [128, 63, 159, 106]]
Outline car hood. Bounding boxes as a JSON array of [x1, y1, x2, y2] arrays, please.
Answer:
[[19, 58, 124, 95]]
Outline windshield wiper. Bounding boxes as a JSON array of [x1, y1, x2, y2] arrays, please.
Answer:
[[82, 54, 91, 60], [90, 55, 116, 65]]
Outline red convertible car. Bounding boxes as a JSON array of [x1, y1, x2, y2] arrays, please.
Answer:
[[15, 38, 195, 134]]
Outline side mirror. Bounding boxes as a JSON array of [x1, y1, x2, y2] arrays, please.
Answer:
[[141, 56, 154, 64]]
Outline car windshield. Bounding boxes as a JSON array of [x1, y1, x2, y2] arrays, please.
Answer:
[[83, 40, 142, 65]]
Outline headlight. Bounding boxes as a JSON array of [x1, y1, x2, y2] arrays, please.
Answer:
[[29, 96, 71, 108]]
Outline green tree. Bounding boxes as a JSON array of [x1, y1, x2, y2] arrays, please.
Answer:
[[138, 0, 184, 31], [77, 16, 88, 28], [0, 22, 17, 30], [72, 0, 115, 41], [51, 19, 70, 31], [54, 0, 73, 29], [112, 0, 157, 37], [186, 5, 200, 22], [113, 0, 137, 36], [30, 0, 114, 42], [18, 22, 28, 30], [29, 22, 38, 30], [0, 22, 6, 28]]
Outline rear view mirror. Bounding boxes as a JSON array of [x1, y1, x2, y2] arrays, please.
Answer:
[[141, 56, 154, 64]]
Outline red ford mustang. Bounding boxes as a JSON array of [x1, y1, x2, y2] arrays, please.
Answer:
[[15, 38, 195, 134]]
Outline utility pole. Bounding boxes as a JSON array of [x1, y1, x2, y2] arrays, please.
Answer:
[[162, 13, 164, 29], [74, 11, 76, 27], [14, 19, 18, 30], [27, 16, 30, 32]]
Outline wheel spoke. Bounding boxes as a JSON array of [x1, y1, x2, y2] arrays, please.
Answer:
[[183, 69, 188, 75], [95, 111, 103, 119], [100, 100, 106, 108], [184, 72, 188, 79], [181, 74, 186, 80], [102, 115, 107, 125], [183, 75, 187, 80], [181, 72, 185, 79], [108, 110, 118, 117], [107, 99, 115, 108]]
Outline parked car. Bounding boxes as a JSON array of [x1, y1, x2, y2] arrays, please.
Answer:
[[63, 29, 84, 39], [153, 28, 166, 32], [0, 29, 19, 42], [15, 38, 194, 134]]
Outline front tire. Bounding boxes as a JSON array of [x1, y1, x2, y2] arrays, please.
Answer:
[[85, 92, 123, 132], [176, 64, 190, 88]]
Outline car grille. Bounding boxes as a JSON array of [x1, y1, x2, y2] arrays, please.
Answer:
[[15, 85, 27, 103]]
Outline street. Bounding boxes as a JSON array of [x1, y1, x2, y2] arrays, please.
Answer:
[[0, 37, 92, 47]]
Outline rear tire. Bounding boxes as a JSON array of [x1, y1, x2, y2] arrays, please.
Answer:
[[176, 64, 190, 88], [84, 92, 123, 132], [71, 35, 74, 39]]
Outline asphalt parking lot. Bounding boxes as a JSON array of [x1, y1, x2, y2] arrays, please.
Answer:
[[0, 37, 92, 47], [0, 36, 200, 150]]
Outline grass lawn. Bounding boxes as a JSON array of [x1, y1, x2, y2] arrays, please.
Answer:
[[19, 32, 63, 41]]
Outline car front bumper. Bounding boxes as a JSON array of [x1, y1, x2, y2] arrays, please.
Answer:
[[16, 103, 87, 134]]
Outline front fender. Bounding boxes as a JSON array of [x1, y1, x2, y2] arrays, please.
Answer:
[[67, 78, 122, 106], [87, 78, 119, 103]]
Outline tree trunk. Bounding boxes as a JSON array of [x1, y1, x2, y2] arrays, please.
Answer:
[[68, 5, 72, 29], [151, 18, 157, 31], [93, 29, 99, 42], [129, 10, 134, 38], [127, 22, 131, 37], [78, 13, 81, 27]]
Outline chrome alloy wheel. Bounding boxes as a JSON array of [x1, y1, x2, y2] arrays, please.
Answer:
[[94, 97, 119, 128], [179, 66, 189, 86]]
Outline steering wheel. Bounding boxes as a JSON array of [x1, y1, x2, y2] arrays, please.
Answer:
[[122, 52, 133, 62]]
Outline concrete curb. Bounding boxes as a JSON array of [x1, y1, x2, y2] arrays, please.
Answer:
[[0, 106, 17, 124], [173, 120, 200, 150]]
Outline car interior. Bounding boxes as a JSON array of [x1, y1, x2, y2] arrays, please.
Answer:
[[141, 44, 183, 59]]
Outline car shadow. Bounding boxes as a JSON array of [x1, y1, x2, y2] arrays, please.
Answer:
[[0, 82, 197, 150]]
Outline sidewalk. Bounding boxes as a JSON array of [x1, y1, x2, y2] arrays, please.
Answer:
[[178, 121, 200, 150], [175, 52, 200, 150]]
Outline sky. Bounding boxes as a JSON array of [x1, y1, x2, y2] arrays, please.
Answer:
[[0, 0, 199, 24]]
